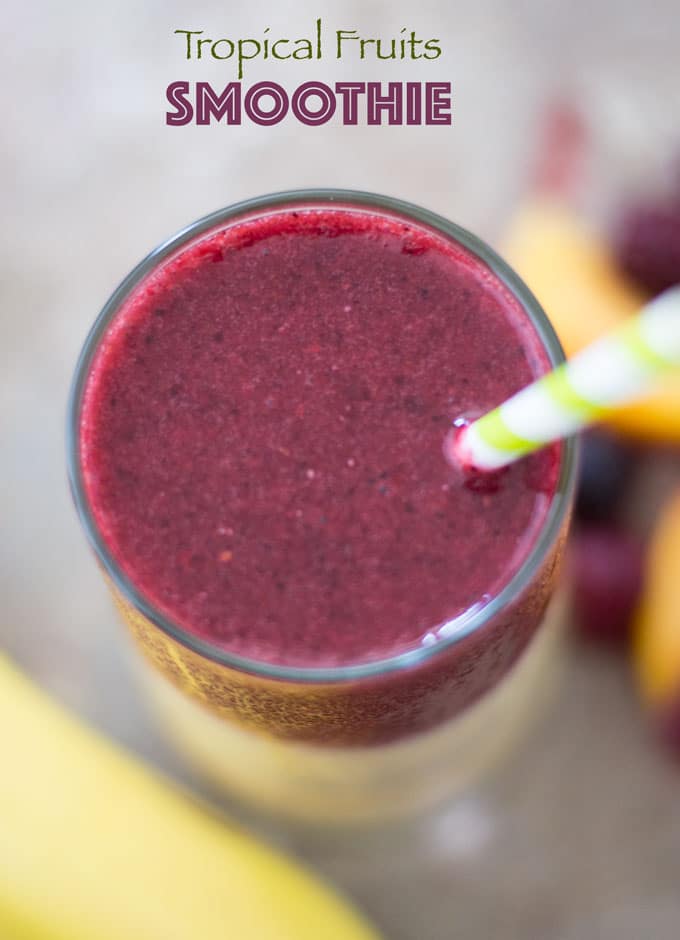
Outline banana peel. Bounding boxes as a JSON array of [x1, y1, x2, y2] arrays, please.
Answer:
[[502, 200, 680, 444], [0, 653, 381, 940]]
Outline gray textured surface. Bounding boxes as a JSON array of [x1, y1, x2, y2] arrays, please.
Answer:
[[3, 2, 680, 937]]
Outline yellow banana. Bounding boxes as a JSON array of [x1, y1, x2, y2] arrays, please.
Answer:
[[0, 653, 381, 940], [634, 488, 680, 707]]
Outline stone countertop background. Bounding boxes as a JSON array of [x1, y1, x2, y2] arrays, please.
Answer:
[[2, 2, 680, 937]]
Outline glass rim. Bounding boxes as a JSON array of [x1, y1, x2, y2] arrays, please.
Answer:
[[66, 188, 578, 684]]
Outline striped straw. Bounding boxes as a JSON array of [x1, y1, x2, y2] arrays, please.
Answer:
[[452, 286, 680, 471]]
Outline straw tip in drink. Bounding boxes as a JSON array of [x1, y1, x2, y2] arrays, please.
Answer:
[[443, 421, 510, 493], [442, 420, 474, 470]]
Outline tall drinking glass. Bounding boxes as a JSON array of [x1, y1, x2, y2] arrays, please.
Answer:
[[68, 191, 576, 824]]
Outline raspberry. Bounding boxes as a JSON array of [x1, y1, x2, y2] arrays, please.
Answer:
[[614, 202, 680, 296], [569, 525, 645, 646]]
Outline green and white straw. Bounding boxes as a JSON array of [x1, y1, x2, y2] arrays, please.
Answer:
[[453, 286, 680, 471]]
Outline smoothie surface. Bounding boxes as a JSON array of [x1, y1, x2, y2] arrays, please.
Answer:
[[80, 205, 560, 667]]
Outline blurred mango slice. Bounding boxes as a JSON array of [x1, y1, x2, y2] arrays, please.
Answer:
[[633, 488, 680, 709], [503, 200, 680, 443], [0, 653, 381, 940]]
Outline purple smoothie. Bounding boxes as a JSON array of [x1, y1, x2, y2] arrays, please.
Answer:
[[78, 200, 565, 744]]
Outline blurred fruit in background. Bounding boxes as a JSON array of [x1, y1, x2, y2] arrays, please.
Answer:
[[569, 431, 645, 648], [503, 103, 680, 757], [607, 190, 680, 441], [614, 197, 680, 297], [503, 200, 645, 354], [0, 654, 381, 940], [503, 104, 680, 446], [634, 488, 680, 757], [504, 196, 680, 444], [569, 525, 645, 647], [575, 430, 637, 524]]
